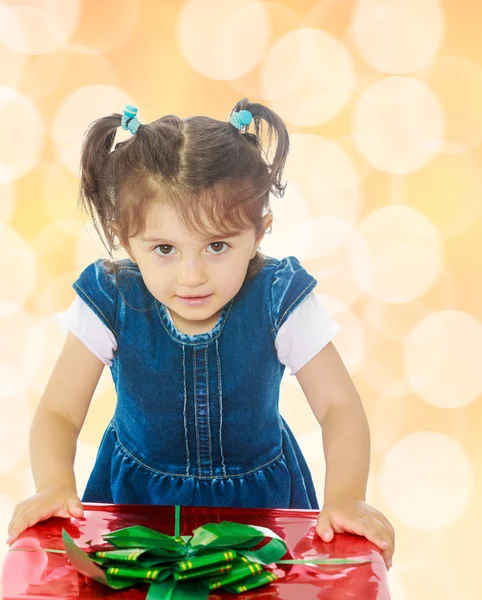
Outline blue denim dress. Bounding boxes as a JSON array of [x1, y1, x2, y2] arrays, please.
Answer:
[[73, 255, 320, 509]]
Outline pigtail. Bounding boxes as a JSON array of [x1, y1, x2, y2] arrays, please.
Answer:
[[79, 113, 122, 249], [231, 98, 290, 199]]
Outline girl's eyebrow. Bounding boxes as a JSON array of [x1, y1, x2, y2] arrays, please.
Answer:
[[140, 236, 178, 244], [139, 234, 238, 244]]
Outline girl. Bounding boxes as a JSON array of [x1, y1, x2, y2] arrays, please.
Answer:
[[7, 99, 394, 568]]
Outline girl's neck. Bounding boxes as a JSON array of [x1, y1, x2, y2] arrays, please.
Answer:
[[166, 307, 222, 336]]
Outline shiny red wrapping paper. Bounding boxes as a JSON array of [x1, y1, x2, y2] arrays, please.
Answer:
[[2, 503, 390, 599]]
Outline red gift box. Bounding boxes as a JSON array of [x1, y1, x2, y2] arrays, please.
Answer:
[[2, 503, 390, 599]]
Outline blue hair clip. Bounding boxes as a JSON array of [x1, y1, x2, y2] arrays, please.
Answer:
[[229, 109, 253, 130], [121, 104, 141, 134]]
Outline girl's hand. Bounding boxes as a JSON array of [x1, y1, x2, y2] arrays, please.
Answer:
[[315, 498, 395, 569], [6, 485, 84, 545]]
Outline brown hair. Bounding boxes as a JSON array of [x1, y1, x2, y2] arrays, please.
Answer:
[[79, 98, 290, 279]]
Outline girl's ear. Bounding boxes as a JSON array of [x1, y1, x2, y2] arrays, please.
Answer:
[[257, 213, 273, 242], [251, 214, 273, 258], [263, 213, 273, 236]]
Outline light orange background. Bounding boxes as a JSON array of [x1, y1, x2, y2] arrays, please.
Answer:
[[1, 1, 481, 598]]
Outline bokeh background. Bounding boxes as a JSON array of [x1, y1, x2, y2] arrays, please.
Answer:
[[1, 0, 481, 597]]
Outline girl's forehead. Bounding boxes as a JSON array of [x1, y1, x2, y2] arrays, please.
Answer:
[[141, 202, 244, 241], [144, 202, 181, 228]]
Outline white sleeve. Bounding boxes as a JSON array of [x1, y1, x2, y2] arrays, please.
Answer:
[[275, 293, 341, 376], [54, 295, 118, 366]]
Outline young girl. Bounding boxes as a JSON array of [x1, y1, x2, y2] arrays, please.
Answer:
[[7, 99, 394, 568]]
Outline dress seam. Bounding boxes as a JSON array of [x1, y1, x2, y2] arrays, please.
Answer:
[[216, 338, 227, 478], [182, 345, 190, 476], [194, 347, 200, 474], [205, 346, 213, 477], [73, 282, 119, 338], [270, 279, 317, 334], [111, 423, 284, 479]]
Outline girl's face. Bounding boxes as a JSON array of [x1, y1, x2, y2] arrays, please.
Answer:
[[127, 202, 270, 335]]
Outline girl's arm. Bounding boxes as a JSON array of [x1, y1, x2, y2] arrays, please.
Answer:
[[30, 331, 105, 492], [295, 342, 395, 568], [7, 332, 104, 543], [295, 342, 370, 502]]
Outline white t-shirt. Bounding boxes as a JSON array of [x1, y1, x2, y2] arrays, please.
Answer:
[[55, 293, 341, 376]]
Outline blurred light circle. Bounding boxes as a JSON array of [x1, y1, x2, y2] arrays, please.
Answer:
[[0, 87, 44, 183], [21, 45, 118, 104], [404, 310, 482, 408], [0, 38, 25, 87], [286, 134, 362, 224], [314, 293, 350, 317], [69, 0, 140, 54], [0, 392, 31, 473], [35, 271, 79, 317], [361, 296, 429, 343], [357, 0, 441, 6], [0, 493, 15, 530], [351, 205, 443, 303], [355, 0, 442, 14], [0, 228, 37, 309], [421, 56, 482, 153], [0, 183, 15, 233], [379, 432, 474, 529], [261, 28, 356, 126], [351, 3, 444, 74], [313, 231, 365, 312], [42, 163, 82, 226], [0, 306, 36, 349], [0, 307, 42, 394], [359, 357, 411, 396], [393, 560, 464, 600], [286, 216, 354, 262], [0, 360, 27, 400], [227, 1, 301, 99], [369, 394, 407, 454], [352, 76, 445, 174], [31, 220, 81, 260], [25, 316, 68, 397], [16, 51, 69, 102], [400, 151, 482, 237], [0, 2, 80, 55], [178, 0, 270, 80], [335, 134, 375, 183]]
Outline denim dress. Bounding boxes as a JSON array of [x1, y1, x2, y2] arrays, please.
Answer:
[[73, 255, 320, 509]]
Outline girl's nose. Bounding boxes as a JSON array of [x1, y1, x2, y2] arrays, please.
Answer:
[[177, 260, 207, 286]]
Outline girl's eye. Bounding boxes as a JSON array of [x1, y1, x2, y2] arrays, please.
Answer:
[[154, 244, 175, 256], [207, 242, 229, 254], [153, 242, 229, 257]]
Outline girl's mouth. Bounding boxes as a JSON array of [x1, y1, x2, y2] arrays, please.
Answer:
[[177, 294, 213, 306]]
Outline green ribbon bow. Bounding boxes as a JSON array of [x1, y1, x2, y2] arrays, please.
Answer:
[[60, 506, 371, 598]]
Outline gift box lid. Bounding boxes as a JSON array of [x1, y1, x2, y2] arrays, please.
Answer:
[[2, 503, 389, 599]]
